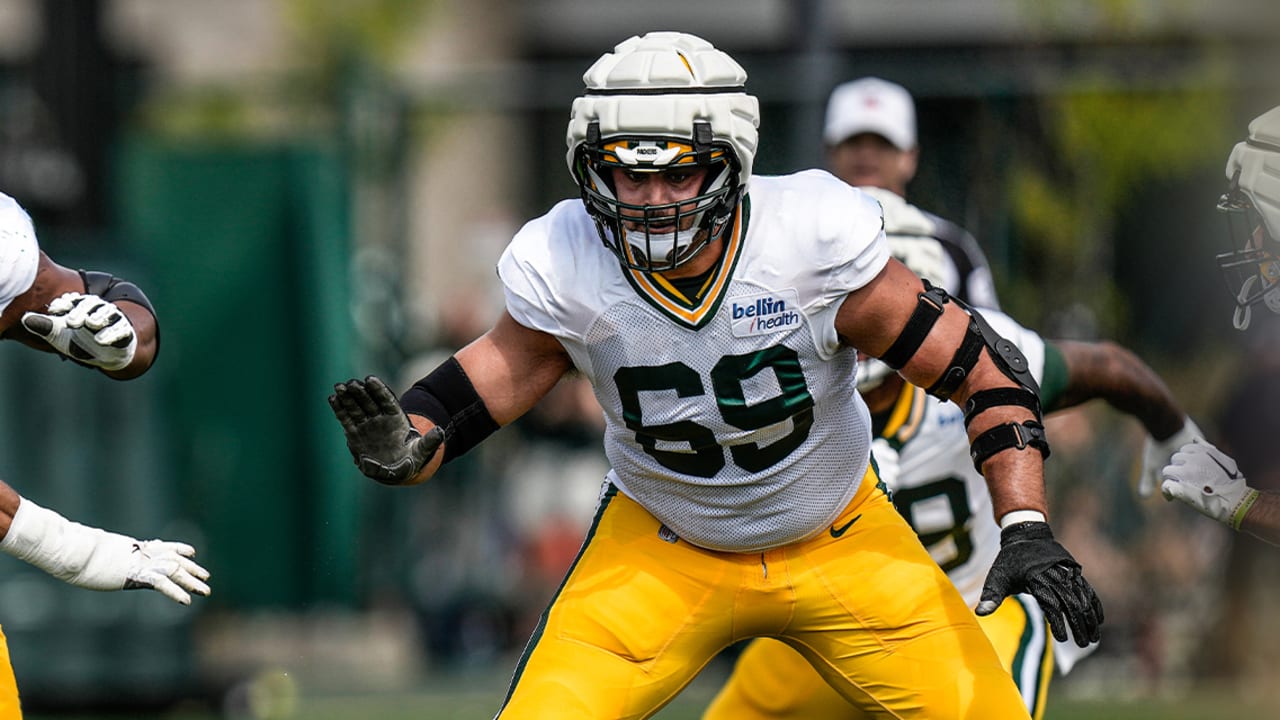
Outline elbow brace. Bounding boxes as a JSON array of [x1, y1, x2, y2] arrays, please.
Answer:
[[80, 269, 159, 354], [80, 270, 157, 320], [399, 356, 499, 463], [879, 279, 1049, 472]]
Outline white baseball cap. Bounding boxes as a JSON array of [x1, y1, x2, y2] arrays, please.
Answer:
[[823, 77, 917, 150]]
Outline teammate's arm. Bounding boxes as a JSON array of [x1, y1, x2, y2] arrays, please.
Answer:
[[330, 310, 573, 486], [838, 258, 1103, 646], [0, 252, 159, 379], [1050, 340, 1202, 496], [1050, 340, 1184, 435], [1240, 492, 1280, 546], [0, 477, 209, 604], [1161, 440, 1280, 545]]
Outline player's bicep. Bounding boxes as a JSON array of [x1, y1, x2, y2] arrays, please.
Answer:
[[455, 310, 572, 426], [835, 257, 970, 383]]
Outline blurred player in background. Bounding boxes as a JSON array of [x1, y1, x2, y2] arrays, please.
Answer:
[[1167, 106, 1280, 543], [0, 191, 211, 717], [331, 31, 1103, 719], [704, 218, 1201, 720], [824, 76, 1000, 310], [1161, 106, 1280, 546]]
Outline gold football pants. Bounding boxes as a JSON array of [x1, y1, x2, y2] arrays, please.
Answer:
[[495, 469, 1029, 719], [0, 626, 21, 719], [704, 593, 1054, 720]]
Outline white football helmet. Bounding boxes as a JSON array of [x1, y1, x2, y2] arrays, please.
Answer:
[[855, 187, 957, 393], [1219, 106, 1280, 330], [566, 32, 760, 272]]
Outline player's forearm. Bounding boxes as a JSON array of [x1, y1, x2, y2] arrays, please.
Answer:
[[1053, 340, 1184, 440], [1241, 491, 1280, 546], [957, 356, 1049, 519]]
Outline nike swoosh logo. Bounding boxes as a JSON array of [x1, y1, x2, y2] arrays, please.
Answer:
[[1208, 453, 1243, 480], [830, 513, 863, 538]]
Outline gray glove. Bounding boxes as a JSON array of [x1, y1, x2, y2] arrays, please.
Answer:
[[22, 292, 137, 370], [329, 376, 443, 485]]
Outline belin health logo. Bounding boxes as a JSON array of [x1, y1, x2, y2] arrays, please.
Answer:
[[729, 289, 802, 338]]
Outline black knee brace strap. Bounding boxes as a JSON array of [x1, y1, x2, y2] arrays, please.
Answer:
[[970, 420, 1051, 473], [400, 356, 499, 463], [963, 387, 1042, 428], [925, 316, 984, 401], [879, 280, 950, 370]]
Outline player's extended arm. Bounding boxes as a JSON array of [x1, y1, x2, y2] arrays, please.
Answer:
[[0, 253, 159, 379], [838, 258, 1102, 646], [330, 310, 573, 486], [0, 479, 209, 604], [1051, 340, 1202, 497], [1161, 440, 1280, 546]]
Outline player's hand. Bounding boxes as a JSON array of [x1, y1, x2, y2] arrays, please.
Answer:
[[976, 521, 1103, 647], [0, 498, 208, 603], [42, 531, 210, 605], [1138, 417, 1203, 497], [329, 376, 443, 485], [1161, 440, 1259, 530], [21, 292, 137, 371], [112, 539, 212, 605]]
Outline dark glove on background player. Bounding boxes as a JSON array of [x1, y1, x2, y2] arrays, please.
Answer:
[[976, 520, 1104, 647], [329, 376, 443, 485]]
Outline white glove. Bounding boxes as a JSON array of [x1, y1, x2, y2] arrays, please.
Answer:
[[0, 498, 211, 605], [21, 292, 137, 371], [871, 437, 901, 491], [1161, 440, 1260, 530], [1139, 417, 1203, 497]]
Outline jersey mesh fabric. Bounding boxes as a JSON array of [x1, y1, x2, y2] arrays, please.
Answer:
[[586, 296, 870, 552]]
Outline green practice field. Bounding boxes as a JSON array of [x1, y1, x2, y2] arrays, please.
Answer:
[[24, 668, 1275, 720]]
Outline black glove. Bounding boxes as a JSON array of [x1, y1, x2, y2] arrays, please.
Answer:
[[328, 376, 444, 485], [976, 521, 1103, 647]]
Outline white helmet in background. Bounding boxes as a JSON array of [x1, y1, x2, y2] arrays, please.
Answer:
[[856, 187, 958, 393], [1219, 106, 1280, 330], [566, 32, 760, 272]]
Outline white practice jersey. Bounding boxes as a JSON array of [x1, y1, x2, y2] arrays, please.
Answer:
[[859, 186, 999, 310], [499, 170, 889, 552], [0, 193, 39, 314]]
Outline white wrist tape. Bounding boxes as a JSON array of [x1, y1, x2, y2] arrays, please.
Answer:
[[999, 509, 1047, 529], [0, 497, 126, 590]]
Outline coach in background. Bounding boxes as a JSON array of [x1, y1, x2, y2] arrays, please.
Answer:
[[0, 192, 210, 716], [824, 76, 1000, 310], [1161, 106, 1280, 546]]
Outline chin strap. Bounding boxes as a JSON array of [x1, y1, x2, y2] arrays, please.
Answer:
[[1235, 275, 1256, 330]]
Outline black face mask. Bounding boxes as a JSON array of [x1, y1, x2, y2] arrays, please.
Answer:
[[1216, 185, 1280, 330]]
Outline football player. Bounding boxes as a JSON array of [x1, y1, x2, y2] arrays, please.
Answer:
[[824, 76, 999, 310], [330, 32, 1102, 718], [703, 217, 1201, 720], [1160, 105, 1280, 545], [0, 191, 211, 716]]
